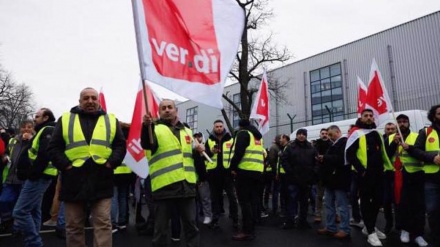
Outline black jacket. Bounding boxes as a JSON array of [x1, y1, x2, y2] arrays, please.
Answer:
[[229, 125, 263, 180], [141, 119, 203, 201], [47, 106, 126, 202], [321, 137, 351, 190], [19, 121, 56, 181], [281, 139, 318, 186]]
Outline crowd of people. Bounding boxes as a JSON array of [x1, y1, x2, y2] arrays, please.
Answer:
[[0, 89, 439, 247]]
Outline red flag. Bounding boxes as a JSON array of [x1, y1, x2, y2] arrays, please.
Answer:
[[357, 76, 367, 117], [250, 71, 270, 136], [133, 0, 244, 108], [394, 155, 403, 205], [99, 88, 107, 112], [124, 81, 161, 178], [365, 59, 393, 126]]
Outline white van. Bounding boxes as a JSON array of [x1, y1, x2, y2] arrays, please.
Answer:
[[290, 110, 430, 142]]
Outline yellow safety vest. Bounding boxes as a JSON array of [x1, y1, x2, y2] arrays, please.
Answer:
[[233, 130, 264, 172], [114, 162, 132, 174], [61, 113, 117, 167], [2, 138, 17, 183], [205, 139, 234, 170], [148, 124, 196, 192], [424, 128, 440, 174], [356, 133, 393, 171], [28, 126, 58, 176], [388, 133, 422, 173]]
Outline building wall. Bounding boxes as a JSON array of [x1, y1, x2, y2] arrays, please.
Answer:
[[178, 11, 440, 147]]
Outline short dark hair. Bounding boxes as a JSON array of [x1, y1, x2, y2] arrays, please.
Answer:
[[320, 128, 328, 133], [41, 108, 56, 122], [327, 125, 340, 132], [428, 105, 440, 123], [281, 134, 290, 141], [213, 119, 223, 124], [361, 108, 373, 115]]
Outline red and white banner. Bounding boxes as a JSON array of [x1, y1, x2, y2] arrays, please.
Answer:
[[133, 0, 244, 108], [99, 87, 107, 112], [357, 76, 367, 117], [365, 59, 393, 126], [250, 71, 270, 136], [123, 81, 161, 178]]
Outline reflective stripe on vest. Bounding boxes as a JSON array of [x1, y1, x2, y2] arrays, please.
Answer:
[[205, 139, 233, 170], [389, 132, 422, 173], [356, 133, 393, 171], [114, 163, 132, 174], [236, 130, 264, 172], [424, 128, 440, 173], [149, 124, 196, 192], [62, 112, 117, 167], [28, 126, 58, 176]]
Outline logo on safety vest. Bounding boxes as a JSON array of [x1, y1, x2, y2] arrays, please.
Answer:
[[185, 135, 191, 144], [255, 140, 261, 145], [428, 137, 436, 143], [226, 143, 232, 149]]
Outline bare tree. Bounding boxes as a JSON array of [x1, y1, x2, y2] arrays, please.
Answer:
[[0, 67, 35, 130], [222, 0, 292, 132]]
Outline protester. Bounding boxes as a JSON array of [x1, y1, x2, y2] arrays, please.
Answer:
[[407, 104, 440, 247], [386, 114, 427, 246], [281, 128, 317, 230], [229, 119, 264, 241], [346, 109, 393, 246], [267, 135, 281, 215], [193, 132, 212, 225], [13, 108, 57, 247], [0, 120, 33, 233], [204, 119, 238, 229], [316, 125, 350, 239], [141, 99, 203, 247], [47, 87, 126, 247], [382, 122, 397, 234]]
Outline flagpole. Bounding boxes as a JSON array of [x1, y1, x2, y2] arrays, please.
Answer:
[[131, 0, 153, 144]]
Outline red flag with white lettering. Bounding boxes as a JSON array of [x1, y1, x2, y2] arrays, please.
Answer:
[[357, 76, 367, 117], [133, 0, 244, 108], [124, 81, 161, 178], [250, 71, 270, 136], [99, 87, 107, 112], [365, 59, 393, 126]]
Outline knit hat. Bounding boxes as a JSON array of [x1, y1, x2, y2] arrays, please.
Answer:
[[296, 128, 308, 137]]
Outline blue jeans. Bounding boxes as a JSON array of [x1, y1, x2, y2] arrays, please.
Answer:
[[13, 178, 51, 247], [57, 202, 65, 230], [0, 183, 22, 222], [425, 181, 440, 246], [324, 188, 350, 234], [286, 184, 308, 224], [111, 184, 129, 226]]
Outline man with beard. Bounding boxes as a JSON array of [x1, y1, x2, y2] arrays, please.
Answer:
[[230, 119, 264, 241], [141, 99, 205, 247], [204, 119, 238, 229], [407, 105, 440, 247], [281, 128, 317, 230], [346, 109, 393, 246], [13, 108, 58, 247], [48, 88, 127, 247], [386, 114, 427, 246]]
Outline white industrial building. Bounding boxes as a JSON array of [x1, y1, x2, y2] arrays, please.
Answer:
[[176, 11, 440, 146]]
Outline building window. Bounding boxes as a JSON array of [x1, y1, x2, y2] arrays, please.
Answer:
[[310, 63, 343, 124], [232, 93, 241, 129], [186, 106, 198, 131]]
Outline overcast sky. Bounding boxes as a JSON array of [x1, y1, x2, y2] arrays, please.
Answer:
[[0, 0, 439, 122]]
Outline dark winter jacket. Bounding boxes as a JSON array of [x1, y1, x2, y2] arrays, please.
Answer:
[[4, 135, 30, 185], [141, 119, 202, 201], [281, 139, 318, 186], [229, 125, 264, 181], [321, 137, 351, 190], [18, 121, 56, 181], [346, 119, 384, 176], [267, 135, 281, 175], [47, 106, 126, 202]]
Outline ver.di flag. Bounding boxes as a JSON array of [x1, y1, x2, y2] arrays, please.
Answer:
[[123, 80, 161, 178], [99, 87, 107, 112], [132, 0, 244, 108], [250, 71, 270, 136], [357, 76, 367, 117], [365, 59, 393, 126]]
